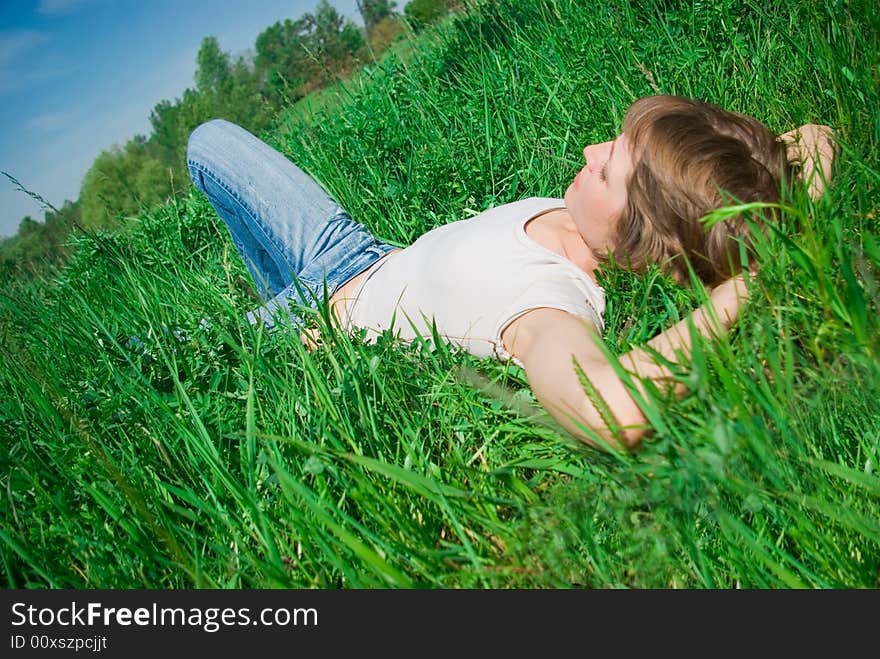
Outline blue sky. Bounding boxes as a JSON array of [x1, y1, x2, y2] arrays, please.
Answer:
[[0, 0, 361, 238]]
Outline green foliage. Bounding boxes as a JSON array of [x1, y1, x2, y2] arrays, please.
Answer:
[[2, 0, 879, 589], [80, 137, 173, 230], [255, 0, 367, 104], [314, 2, 365, 74], [359, 0, 397, 33], [191, 36, 274, 135], [17, 217, 39, 238], [7, 0, 406, 282], [368, 15, 409, 54], [195, 36, 232, 93], [404, 0, 449, 30], [255, 17, 314, 104], [0, 202, 79, 283]]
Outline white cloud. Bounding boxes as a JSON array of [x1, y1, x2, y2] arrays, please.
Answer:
[[1, 0, 366, 237], [38, 0, 91, 16], [1, 42, 201, 237], [0, 30, 49, 67], [0, 64, 78, 95], [26, 109, 80, 134], [0, 30, 76, 95]]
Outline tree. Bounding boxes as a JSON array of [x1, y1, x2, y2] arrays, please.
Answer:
[[255, 17, 314, 104], [358, 0, 396, 33], [368, 15, 407, 54], [80, 137, 173, 230], [226, 54, 272, 130], [44, 201, 78, 245], [308, 0, 365, 76], [194, 36, 269, 127], [17, 216, 40, 237], [196, 36, 231, 94], [0, 201, 80, 282], [256, 3, 366, 97], [404, 0, 448, 30], [148, 99, 183, 167]]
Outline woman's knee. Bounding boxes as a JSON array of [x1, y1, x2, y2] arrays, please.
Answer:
[[186, 119, 237, 164], [186, 119, 244, 192]]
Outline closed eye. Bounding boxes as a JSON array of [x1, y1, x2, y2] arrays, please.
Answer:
[[599, 162, 608, 183]]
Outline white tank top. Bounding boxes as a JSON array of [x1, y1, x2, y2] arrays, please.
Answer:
[[342, 197, 605, 366]]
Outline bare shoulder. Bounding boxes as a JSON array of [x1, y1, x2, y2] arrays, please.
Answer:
[[502, 307, 603, 363]]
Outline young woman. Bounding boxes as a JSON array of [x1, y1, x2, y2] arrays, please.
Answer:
[[186, 95, 835, 451]]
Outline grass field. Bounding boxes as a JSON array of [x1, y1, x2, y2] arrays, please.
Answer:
[[1, 0, 878, 588]]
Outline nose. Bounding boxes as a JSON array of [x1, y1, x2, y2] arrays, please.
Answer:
[[583, 140, 610, 170]]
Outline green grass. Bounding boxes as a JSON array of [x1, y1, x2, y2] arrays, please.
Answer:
[[1, 0, 878, 588]]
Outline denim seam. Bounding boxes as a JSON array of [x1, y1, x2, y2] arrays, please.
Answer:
[[188, 155, 388, 308], [188, 159, 298, 287]]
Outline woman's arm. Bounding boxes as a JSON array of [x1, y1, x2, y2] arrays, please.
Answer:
[[503, 275, 749, 451], [779, 123, 837, 200]]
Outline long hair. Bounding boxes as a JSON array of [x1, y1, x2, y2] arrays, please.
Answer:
[[610, 95, 793, 286]]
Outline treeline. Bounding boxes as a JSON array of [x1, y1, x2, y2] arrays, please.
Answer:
[[0, 0, 456, 282]]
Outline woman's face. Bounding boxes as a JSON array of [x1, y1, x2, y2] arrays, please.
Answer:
[[564, 134, 634, 254]]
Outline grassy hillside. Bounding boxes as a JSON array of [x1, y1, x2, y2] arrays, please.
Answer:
[[1, 0, 878, 588]]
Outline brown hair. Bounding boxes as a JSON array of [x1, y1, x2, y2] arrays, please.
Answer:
[[610, 95, 793, 287]]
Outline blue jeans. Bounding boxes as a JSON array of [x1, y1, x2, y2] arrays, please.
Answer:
[[186, 119, 396, 329]]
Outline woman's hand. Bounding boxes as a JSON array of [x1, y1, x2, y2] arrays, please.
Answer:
[[300, 326, 321, 351], [779, 123, 837, 200], [707, 272, 751, 330]]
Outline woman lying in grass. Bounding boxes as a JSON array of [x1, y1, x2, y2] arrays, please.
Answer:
[[186, 95, 834, 451]]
